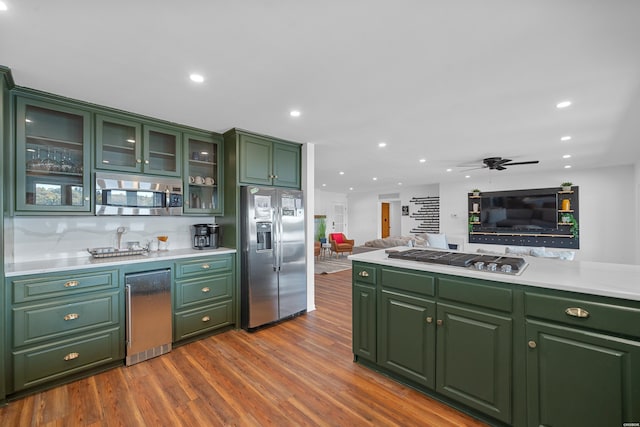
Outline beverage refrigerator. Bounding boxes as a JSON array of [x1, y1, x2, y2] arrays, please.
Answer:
[[240, 186, 307, 330]]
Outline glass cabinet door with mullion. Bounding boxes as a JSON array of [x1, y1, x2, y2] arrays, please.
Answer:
[[143, 124, 181, 177], [16, 97, 91, 213], [95, 114, 142, 173], [184, 133, 222, 214]]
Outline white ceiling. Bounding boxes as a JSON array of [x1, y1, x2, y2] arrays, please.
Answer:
[[2, 0, 640, 193]]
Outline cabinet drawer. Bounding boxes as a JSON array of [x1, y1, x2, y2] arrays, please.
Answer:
[[12, 327, 121, 392], [353, 263, 377, 285], [13, 292, 120, 347], [525, 292, 640, 338], [381, 267, 435, 297], [175, 255, 233, 278], [438, 276, 512, 313], [11, 270, 118, 303], [175, 274, 233, 309], [174, 300, 233, 341]]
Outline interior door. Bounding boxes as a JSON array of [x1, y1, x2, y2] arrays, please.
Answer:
[[381, 202, 390, 238]]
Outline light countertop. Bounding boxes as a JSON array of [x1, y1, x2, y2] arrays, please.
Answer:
[[349, 248, 640, 302], [5, 247, 237, 277]]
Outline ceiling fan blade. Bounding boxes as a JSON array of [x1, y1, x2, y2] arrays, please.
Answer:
[[459, 166, 486, 172], [502, 160, 539, 166], [495, 165, 507, 171]]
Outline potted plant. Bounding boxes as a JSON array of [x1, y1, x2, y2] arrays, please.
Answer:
[[561, 213, 579, 238], [471, 188, 481, 196], [316, 217, 327, 242], [561, 182, 573, 192]]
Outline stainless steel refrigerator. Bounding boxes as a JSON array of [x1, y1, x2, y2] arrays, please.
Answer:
[[241, 186, 306, 330]]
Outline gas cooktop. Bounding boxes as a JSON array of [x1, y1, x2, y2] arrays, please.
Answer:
[[386, 249, 528, 275]]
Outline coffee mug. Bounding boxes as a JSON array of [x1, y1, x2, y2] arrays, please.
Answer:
[[189, 176, 195, 183], [205, 176, 214, 185], [195, 176, 205, 185]]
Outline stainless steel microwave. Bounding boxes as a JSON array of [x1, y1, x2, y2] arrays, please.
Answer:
[[95, 172, 183, 215]]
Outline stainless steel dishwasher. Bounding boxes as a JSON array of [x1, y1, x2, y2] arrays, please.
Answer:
[[125, 269, 172, 366]]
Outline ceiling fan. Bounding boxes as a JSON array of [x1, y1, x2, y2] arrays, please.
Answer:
[[463, 157, 540, 171]]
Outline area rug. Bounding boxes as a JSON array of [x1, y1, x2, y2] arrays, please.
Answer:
[[314, 255, 352, 274]]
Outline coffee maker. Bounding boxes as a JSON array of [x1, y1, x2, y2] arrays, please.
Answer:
[[192, 224, 219, 249]]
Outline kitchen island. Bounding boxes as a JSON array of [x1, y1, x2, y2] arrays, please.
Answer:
[[349, 248, 640, 427]]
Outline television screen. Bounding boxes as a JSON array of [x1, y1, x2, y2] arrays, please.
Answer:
[[480, 193, 558, 230]]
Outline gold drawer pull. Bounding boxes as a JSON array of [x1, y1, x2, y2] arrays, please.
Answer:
[[202, 315, 211, 322], [201, 264, 211, 269], [63, 313, 80, 321], [64, 352, 80, 361], [426, 317, 433, 324], [358, 271, 369, 277], [565, 307, 590, 318], [64, 280, 79, 288], [201, 287, 211, 293], [436, 319, 443, 326], [528, 340, 537, 349]]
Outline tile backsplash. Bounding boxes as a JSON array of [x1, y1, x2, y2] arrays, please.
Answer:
[[5, 216, 214, 264]]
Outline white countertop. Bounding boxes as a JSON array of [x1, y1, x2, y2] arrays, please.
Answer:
[[5, 247, 237, 277], [349, 248, 640, 302]]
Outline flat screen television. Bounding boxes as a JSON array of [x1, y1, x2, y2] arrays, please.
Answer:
[[479, 192, 558, 231]]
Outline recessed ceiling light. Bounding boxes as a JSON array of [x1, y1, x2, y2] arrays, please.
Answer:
[[339, 171, 345, 175], [562, 154, 572, 159], [446, 168, 452, 172], [556, 100, 572, 109], [564, 165, 572, 169], [561, 136, 572, 141], [349, 187, 354, 191], [419, 159, 426, 163], [397, 182, 403, 186], [465, 175, 471, 179], [322, 183, 326, 187], [0, 2, 7, 11], [378, 142, 387, 148], [372, 177, 377, 181], [189, 73, 204, 83], [290, 110, 301, 117]]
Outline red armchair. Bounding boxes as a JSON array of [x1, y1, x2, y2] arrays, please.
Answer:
[[329, 233, 354, 257]]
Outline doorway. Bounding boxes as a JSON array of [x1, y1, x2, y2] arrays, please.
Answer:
[[381, 202, 390, 238]]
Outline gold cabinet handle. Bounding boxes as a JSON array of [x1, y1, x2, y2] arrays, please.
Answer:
[[358, 271, 369, 277], [64, 352, 80, 361], [565, 307, 590, 318], [202, 315, 211, 322], [436, 319, 443, 326], [64, 280, 79, 288], [426, 317, 433, 324], [201, 287, 211, 293], [528, 340, 537, 349], [201, 264, 211, 269], [136, 158, 142, 163], [144, 160, 150, 165], [63, 313, 80, 321]]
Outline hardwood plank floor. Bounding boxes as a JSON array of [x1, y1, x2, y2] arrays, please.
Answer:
[[0, 270, 488, 426]]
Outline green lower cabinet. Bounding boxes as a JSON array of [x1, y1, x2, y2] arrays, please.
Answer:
[[173, 300, 233, 341], [353, 283, 376, 362], [379, 290, 436, 388], [526, 320, 640, 427], [436, 303, 512, 424]]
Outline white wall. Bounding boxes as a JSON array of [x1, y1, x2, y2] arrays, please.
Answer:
[[440, 164, 637, 264], [302, 143, 316, 312], [347, 184, 439, 247], [314, 189, 348, 237]]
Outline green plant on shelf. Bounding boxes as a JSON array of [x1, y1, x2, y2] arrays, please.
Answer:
[[561, 182, 573, 191], [560, 213, 579, 238]]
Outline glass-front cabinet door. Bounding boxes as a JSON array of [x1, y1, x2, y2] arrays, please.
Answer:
[[96, 115, 181, 176], [95, 114, 142, 172], [16, 97, 91, 213], [143, 124, 181, 177], [184, 132, 222, 214]]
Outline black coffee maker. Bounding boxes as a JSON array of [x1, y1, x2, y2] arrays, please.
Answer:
[[192, 224, 219, 249]]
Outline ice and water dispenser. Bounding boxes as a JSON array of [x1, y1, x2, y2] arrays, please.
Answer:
[[256, 222, 272, 251]]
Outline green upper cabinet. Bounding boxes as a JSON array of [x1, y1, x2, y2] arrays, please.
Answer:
[[15, 96, 92, 213], [183, 132, 223, 214], [96, 114, 182, 177], [238, 132, 301, 188]]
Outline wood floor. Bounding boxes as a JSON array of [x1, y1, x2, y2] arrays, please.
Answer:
[[0, 270, 487, 427]]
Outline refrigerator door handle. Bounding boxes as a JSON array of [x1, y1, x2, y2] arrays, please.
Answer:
[[277, 206, 283, 270], [272, 207, 279, 271]]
